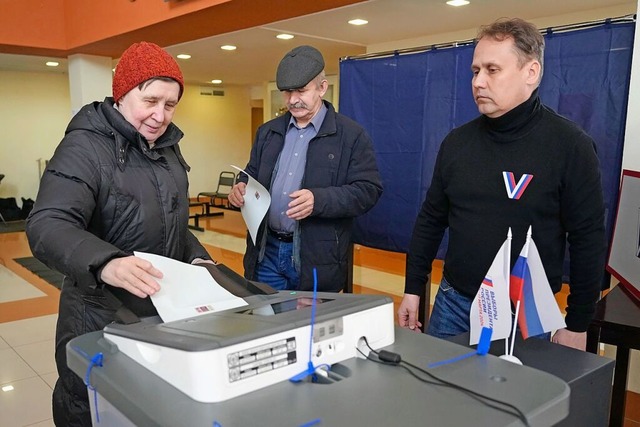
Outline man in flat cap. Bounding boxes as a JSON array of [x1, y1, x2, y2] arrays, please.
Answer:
[[230, 45, 382, 292]]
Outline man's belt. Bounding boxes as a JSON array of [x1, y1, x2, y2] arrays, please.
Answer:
[[268, 228, 293, 242]]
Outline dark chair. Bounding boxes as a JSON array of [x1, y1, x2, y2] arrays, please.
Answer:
[[187, 188, 225, 231], [188, 195, 207, 232], [198, 171, 236, 209], [0, 174, 6, 225]]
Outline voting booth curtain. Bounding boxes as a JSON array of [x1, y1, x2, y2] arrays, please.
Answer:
[[340, 20, 634, 269]]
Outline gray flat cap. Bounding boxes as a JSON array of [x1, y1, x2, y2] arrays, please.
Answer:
[[276, 45, 325, 90]]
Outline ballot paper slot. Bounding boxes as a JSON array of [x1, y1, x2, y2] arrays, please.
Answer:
[[200, 263, 278, 297], [241, 297, 333, 316], [228, 337, 297, 382]]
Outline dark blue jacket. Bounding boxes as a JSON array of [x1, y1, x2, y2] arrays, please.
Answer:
[[241, 101, 382, 292]]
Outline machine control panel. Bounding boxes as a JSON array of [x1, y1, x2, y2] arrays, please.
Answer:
[[228, 337, 297, 382]]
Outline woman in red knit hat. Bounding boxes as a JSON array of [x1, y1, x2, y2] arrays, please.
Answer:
[[26, 41, 214, 426]]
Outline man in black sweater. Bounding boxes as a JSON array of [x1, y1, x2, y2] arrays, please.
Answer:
[[397, 18, 605, 351]]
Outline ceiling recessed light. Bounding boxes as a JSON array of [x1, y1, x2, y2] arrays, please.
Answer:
[[45, 61, 59, 67], [177, 54, 191, 59], [446, 0, 470, 6], [348, 19, 368, 26], [276, 34, 294, 40], [211, 79, 223, 84], [2, 385, 14, 392], [220, 45, 237, 51]]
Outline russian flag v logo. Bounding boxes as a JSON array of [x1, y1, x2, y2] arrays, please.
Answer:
[[503, 171, 533, 200]]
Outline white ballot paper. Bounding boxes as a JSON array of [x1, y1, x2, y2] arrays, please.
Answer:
[[135, 251, 247, 323], [231, 165, 271, 245]]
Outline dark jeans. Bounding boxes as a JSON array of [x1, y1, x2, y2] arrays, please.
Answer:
[[427, 277, 473, 338], [256, 234, 300, 290]]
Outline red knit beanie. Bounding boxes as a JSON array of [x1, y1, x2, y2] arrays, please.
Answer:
[[112, 41, 184, 102]]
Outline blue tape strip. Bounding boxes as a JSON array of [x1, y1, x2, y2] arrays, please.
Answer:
[[78, 351, 104, 423], [84, 353, 104, 387], [71, 345, 91, 361], [299, 418, 322, 427], [476, 327, 492, 355], [428, 327, 493, 368], [308, 268, 318, 363], [290, 268, 321, 383], [427, 350, 476, 368]]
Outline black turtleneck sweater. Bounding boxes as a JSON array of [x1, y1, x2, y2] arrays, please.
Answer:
[[405, 90, 606, 332]]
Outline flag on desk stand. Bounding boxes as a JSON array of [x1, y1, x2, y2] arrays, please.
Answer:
[[469, 229, 513, 350], [509, 226, 566, 345]]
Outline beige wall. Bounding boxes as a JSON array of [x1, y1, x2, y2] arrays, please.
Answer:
[[0, 71, 71, 201], [173, 84, 253, 196]]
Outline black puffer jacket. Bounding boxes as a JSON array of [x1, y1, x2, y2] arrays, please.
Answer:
[[26, 97, 210, 426]]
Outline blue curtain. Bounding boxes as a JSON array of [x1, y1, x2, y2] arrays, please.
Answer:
[[340, 22, 634, 266]]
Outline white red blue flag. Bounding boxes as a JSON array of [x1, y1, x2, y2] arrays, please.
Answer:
[[509, 228, 566, 339], [469, 231, 513, 345]]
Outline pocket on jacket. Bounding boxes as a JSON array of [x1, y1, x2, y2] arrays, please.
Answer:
[[304, 226, 346, 265], [81, 294, 116, 334], [114, 192, 140, 222], [105, 192, 141, 244], [308, 166, 337, 188]]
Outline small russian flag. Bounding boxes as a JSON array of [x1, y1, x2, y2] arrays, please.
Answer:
[[509, 228, 566, 339]]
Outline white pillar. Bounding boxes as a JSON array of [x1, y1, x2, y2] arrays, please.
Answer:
[[68, 54, 112, 116]]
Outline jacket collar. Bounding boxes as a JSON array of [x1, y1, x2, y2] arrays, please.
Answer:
[[100, 98, 184, 171]]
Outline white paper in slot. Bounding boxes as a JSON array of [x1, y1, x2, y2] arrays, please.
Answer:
[[135, 251, 247, 322]]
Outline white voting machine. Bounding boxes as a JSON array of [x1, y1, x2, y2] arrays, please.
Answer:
[[103, 290, 394, 403]]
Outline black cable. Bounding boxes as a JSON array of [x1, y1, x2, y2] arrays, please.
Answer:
[[360, 337, 531, 427], [356, 346, 445, 387], [357, 343, 524, 419], [401, 357, 531, 426]]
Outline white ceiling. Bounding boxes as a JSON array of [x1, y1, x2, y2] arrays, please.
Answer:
[[0, 0, 636, 87]]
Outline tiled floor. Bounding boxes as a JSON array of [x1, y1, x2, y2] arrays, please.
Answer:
[[0, 315, 57, 427], [0, 209, 638, 426]]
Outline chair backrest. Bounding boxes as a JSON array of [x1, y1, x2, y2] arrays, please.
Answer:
[[216, 171, 236, 196]]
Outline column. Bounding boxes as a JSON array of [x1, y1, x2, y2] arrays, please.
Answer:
[[68, 54, 112, 115]]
